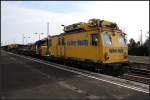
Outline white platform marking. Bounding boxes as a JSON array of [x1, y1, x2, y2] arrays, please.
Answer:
[[5, 51, 149, 94]]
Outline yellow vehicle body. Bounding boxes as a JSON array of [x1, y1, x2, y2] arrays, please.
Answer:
[[8, 44, 18, 50], [30, 44, 37, 51], [40, 45, 47, 56], [40, 19, 128, 64]]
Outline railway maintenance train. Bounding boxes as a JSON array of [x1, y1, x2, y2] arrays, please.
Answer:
[[3, 18, 128, 75]]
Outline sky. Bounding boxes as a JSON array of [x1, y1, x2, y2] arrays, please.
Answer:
[[1, 1, 149, 45]]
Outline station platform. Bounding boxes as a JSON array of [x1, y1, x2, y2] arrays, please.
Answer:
[[0, 50, 149, 100]]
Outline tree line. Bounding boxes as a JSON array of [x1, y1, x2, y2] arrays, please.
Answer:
[[128, 36, 149, 56]]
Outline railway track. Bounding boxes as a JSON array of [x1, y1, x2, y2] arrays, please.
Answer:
[[118, 73, 149, 84], [129, 67, 149, 75], [128, 63, 149, 75], [6, 51, 150, 85], [122, 62, 149, 84], [42, 58, 150, 84], [38, 56, 150, 84]]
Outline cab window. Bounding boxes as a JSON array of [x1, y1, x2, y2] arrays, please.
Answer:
[[91, 34, 98, 46], [118, 35, 126, 47], [49, 39, 52, 46], [103, 32, 112, 46], [58, 37, 65, 45], [61, 38, 65, 45], [58, 38, 61, 45]]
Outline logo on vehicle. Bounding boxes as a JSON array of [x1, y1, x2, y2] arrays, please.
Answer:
[[109, 48, 123, 53], [67, 40, 88, 46]]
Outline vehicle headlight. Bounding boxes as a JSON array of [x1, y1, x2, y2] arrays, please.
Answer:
[[104, 52, 110, 60], [124, 52, 128, 59]]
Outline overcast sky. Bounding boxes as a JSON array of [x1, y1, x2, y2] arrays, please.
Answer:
[[1, 1, 149, 45]]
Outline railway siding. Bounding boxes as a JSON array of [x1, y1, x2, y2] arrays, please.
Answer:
[[128, 55, 149, 64], [128, 55, 149, 74]]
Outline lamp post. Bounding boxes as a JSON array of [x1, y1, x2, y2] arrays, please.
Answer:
[[39, 33, 44, 40], [23, 33, 30, 45], [22, 33, 24, 45], [23, 37, 27, 45], [61, 24, 65, 34], [24, 36, 26, 45], [34, 32, 44, 41], [34, 32, 38, 41], [61, 24, 65, 32], [60, 25, 65, 56], [27, 37, 31, 44]]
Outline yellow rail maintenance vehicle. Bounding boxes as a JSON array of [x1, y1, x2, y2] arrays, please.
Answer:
[[39, 38, 48, 56], [7, 44, 19, 51], [41, 18, 128, 75], [30, 39, 48, 57]]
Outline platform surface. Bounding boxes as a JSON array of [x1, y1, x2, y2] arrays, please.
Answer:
[[0, 50, 149, 100]]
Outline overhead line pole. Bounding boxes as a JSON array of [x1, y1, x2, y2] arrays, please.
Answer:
[[140, 29, 143, 45], [148, 31, 150, 88], [23, 33, 24, 45], [148, 32, 150, 80], [47, 22, 49, 55]]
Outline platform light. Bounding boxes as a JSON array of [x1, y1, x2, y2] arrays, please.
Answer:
[[61, 24, 65, 27]]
